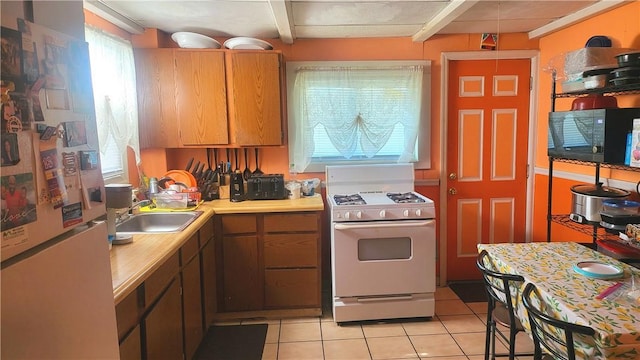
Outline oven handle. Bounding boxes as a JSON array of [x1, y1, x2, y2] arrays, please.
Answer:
[[357, 295, 413, 302], [334, 220, 433, 230]]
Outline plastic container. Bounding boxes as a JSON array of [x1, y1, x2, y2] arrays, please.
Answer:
[[564, 47, 627, 76], [602, 199, 640, 215], [285, 181, 301, 199], [301, 178, 320, 196], [561, 79, 586, 93], [583, 75, 608, 89], [152, 192, 188, 209]]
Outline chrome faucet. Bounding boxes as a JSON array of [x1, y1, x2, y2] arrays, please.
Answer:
[[115, 199, 152, 224]]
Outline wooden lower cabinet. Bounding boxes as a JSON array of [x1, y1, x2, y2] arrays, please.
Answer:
[[222, 234, 261, 311], [115, 287, 142, 360], [217, 212, 321, 314], [115, 219, 217, 359], [144, 277, 183, 360], [201, 236, 217, 327], [265, 269, 319, 308], [181, 232, 204, 360], [119, 325, 141, 360]]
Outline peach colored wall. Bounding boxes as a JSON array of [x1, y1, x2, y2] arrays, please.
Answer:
[[531, 2, 640, 242]]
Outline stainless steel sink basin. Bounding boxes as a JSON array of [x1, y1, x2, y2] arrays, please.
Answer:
[[116, 211, 203, 234]]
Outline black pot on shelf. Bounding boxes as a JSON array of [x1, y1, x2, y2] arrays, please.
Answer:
[[615, 51, 640, 67]]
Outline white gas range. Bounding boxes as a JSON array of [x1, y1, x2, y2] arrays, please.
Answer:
[[326, 163, 436, 323]]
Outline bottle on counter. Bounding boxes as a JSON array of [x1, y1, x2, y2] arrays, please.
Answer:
[[148, 177, 159, 197]]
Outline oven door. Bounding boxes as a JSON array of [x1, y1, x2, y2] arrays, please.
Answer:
[[332, 219, 435, 297]]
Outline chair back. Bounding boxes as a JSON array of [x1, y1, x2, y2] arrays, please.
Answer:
[[522, 282, 596, 360], [476, 250, 524, 314]]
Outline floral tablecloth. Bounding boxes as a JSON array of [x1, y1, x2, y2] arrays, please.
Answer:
[[477, 242, 640, 359]]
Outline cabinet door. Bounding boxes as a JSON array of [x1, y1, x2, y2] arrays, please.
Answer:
[[226, 52, 282, 145], [182, 255, 203, 360], [118, 325, 141, 360], [134, 49, 180, 148], [265, 269, 319, 308], [201, 235, 217, 327], [144, 277, 183, 360], [222, 235, 262, 311], [175, 50, 229, 146]]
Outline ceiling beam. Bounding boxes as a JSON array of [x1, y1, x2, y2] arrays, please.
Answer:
[[83, 0, 145, 34], [268, 0, 294, 44], [528, 0, 629, 39], [412, 0, 480, 42]]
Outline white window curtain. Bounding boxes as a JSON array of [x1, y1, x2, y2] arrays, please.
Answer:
[[84, 25, 140, 179], [290, 65, 424, 173]]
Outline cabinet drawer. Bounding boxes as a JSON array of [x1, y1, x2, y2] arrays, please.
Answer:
[[221, 214, 257, 234], [264, 233, 318, 268], [264, 213, 318, 233], [265, 269, 319, 308], [144, 253, 179, 306], [181, 233, 199, 264], [115, 288, 142, 340]]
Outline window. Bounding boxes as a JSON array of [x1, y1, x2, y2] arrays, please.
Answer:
[[286, 61, 430, 173], [84, 25, 139, 183]]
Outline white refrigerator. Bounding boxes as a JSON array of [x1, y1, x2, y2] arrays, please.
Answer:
[[1, 18, 119, 358]]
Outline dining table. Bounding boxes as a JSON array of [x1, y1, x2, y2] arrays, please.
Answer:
[[477, 242, 640, 360]]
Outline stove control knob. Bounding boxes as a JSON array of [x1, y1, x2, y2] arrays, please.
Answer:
[[355, 211, 362, 219], [403, 209, 410, 217], [379, 210, 386, 218], [415, 209, 422, 217]]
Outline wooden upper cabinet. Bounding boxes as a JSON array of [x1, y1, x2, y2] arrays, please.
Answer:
[[226, 51, 283, 146], [175, 50, 229, 146], [135, 49, 283, 147], [134, 49, 180, 148]]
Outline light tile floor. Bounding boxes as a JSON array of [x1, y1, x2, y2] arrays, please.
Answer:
[[217, 286, 536, 360]]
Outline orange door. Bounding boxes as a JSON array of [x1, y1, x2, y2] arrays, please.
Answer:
[[446, 59, 531, 281]]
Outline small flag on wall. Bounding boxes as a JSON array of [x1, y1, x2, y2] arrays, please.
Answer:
[[481, 33, 497, 50]]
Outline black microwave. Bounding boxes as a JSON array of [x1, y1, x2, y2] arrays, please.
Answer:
[[548, 108, 640, 164]]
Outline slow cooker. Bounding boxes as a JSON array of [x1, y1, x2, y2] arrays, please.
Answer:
[[569, 183, 629, 224]]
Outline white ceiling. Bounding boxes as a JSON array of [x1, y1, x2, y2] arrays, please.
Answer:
[[86, 0, 629, 44]]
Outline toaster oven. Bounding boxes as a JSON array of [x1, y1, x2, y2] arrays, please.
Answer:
[[246, 174, 287, 200]]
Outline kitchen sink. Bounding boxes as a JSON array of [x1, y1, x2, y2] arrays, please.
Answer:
[[116, 211, 203, 234]]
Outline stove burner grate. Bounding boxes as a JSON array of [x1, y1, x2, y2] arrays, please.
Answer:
[[387, 192, 426, 204], [333, 194, 366, 206]]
